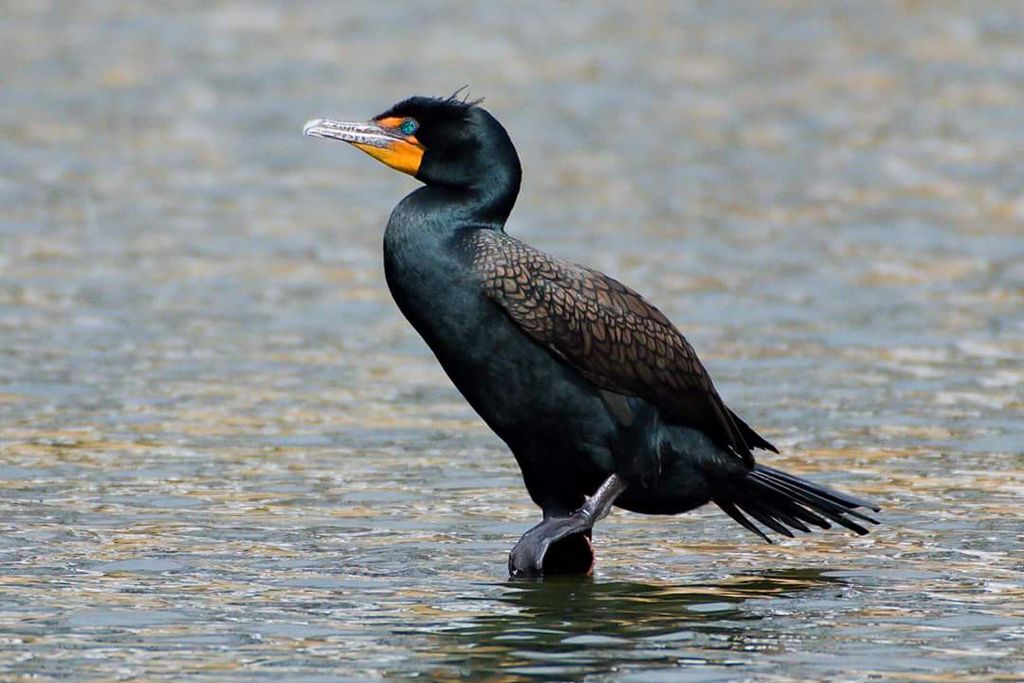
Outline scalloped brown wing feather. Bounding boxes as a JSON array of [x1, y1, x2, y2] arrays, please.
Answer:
[[463, 229, 775, 469]]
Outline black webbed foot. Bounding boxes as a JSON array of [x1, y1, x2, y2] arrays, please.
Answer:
[[508, 474, 627, 578], [508, 516, 594, 578], [541, 531, 595, 575]]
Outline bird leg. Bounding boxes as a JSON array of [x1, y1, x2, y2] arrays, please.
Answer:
[[508, 474, 628, 578]]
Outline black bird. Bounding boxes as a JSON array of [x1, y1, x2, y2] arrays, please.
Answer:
[[304, 94, 879, 577]]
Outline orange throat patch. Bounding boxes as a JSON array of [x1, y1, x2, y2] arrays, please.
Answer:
[[356, 117, 425, 176]]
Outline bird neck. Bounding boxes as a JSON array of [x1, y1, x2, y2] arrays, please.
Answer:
[[468, 160, 521, 227], [409, 162, 521, 231]]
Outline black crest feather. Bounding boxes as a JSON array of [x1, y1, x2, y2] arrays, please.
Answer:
[[376, 91, 484, 121]]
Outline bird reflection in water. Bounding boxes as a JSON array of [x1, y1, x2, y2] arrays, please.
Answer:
[[413, 568, 844, 680]]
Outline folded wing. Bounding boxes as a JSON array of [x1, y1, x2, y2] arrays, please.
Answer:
[[464, 229, 777, 468]]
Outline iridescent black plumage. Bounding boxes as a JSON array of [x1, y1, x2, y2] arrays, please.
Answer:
[[305, 95, 879, 577]]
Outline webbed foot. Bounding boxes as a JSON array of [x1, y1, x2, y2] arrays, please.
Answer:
[[508, 474, 627, 578], [509, 518, 594, 578]]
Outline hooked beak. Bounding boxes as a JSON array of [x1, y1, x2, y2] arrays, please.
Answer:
[[303, 118, 424, 177]]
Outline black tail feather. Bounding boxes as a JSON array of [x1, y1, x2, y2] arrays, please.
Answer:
[[738, 497, 797, 537], [756, 465, 880, 512], [741, 496, 808, 534], [752, 469, 878, 529], [714, 464, 879, 542], [716, 499, 772, 543], [729, 409, 779, 453]]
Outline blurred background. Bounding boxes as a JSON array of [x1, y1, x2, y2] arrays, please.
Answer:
[[1, 1, 1022, 680]]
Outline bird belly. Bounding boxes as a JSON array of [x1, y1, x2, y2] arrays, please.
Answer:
[[385, 261, 616, 508]]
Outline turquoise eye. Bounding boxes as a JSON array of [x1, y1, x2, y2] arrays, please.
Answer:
[[399, 118, 418, 136]]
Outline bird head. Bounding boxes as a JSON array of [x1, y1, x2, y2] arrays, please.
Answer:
[[304, 93, 520, 193]]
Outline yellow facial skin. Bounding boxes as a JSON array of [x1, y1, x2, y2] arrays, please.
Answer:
[[303, 116, 425, 176], [358, 117, 424, 176]]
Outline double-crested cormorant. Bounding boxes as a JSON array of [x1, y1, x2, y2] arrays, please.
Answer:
[[304, 94, 879, 578]]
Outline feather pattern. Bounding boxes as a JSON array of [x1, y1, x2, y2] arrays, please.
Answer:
[[462, 228, 776, 467]]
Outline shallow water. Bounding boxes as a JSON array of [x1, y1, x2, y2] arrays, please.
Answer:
[[2, 1, 1022, 680]]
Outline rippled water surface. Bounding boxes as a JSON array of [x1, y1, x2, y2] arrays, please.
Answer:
[[2, 2, 1022, 680]]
